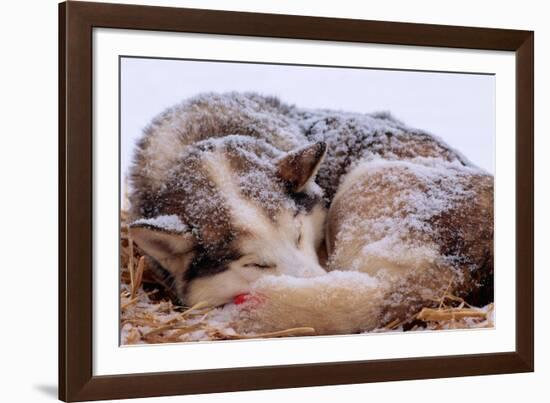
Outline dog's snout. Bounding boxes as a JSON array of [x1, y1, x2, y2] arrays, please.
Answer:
[[278, 250, 326, 278]]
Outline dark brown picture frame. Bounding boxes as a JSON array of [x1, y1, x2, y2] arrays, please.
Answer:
[[59, 1, 534, 401]]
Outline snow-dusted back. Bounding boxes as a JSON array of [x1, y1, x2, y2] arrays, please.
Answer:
[[130, 92, 478, 212]]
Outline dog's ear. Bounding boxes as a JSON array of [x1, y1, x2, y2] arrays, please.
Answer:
[[277, 142, 327, 192], [129, 217, 195, 267]]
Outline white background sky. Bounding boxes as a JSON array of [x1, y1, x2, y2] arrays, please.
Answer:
[[121, 57, 495, 178]]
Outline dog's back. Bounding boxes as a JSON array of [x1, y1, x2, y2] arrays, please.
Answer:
[[130, 92, 305, 219], [296, 108, 471, 200]]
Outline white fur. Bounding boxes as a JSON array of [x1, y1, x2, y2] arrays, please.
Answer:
[[233, 271, 388, 335]]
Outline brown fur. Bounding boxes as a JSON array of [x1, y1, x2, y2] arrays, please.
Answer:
[[326, 161, 493, 327]]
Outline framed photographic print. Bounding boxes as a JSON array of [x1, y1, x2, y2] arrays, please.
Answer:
[[59, 1, 534, 401]]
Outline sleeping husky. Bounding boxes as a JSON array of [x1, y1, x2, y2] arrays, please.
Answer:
[[128, 92, 493, 330]]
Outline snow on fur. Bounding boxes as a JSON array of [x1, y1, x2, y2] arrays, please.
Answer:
[[329, 158, 481, 273], [130, 93, 306, 196], [122, 92, 494, 343], [132, 214, 188, 233], [130, 92, 477, 213]]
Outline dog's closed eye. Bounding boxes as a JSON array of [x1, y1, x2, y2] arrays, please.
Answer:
[[244, 262, 275, 269]]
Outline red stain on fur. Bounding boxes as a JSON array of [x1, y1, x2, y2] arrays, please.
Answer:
[[233, 293, 249, 305], [233, 293, 265, 306]]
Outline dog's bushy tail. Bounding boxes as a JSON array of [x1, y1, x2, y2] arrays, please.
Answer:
[[232, 271, 390, 335]]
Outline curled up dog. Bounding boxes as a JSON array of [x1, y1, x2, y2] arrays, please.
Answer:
[[127, 92, 494, 335]]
